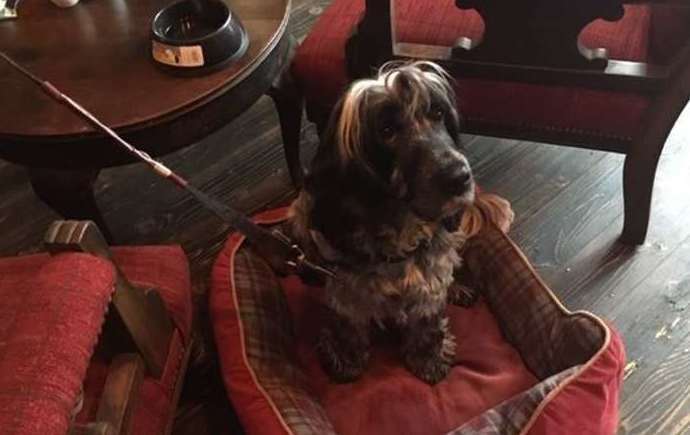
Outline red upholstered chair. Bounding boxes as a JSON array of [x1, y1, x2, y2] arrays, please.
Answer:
[[283, 0, 690, 244], [0, 220, 193, 435]]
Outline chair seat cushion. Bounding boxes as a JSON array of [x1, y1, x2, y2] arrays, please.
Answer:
[[293, 0, 688, 147], [0, 253, 117, 435]]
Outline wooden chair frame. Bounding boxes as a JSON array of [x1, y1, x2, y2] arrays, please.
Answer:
[[43, 220, 177, 435], [282, 0, 690, 245]]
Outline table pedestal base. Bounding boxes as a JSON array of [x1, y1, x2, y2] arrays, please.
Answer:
[[28, 168, 114, 242]]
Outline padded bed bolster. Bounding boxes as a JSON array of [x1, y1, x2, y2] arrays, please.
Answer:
[[210, 204, 625, 435]]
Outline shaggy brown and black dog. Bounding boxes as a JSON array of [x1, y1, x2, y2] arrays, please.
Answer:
[[289, 61, 475, 384]]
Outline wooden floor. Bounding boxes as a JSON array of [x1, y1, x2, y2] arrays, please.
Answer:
[[2, 1, 690, 434]]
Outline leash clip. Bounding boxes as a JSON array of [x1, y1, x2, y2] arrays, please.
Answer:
[[286, 244, 337, 279], [270, 229, 337, 279]]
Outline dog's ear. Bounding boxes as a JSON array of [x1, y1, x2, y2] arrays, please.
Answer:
[[307, 94, 388, 196], [304, 99, 366, 247], [305, 99, 347, 200]]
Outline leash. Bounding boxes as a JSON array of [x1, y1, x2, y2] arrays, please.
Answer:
[[0, 51, 336, 281]]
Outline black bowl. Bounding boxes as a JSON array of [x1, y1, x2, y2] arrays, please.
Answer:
[[151, 0, 248, 72]]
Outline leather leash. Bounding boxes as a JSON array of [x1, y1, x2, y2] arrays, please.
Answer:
[[0, 51, 336, 281]]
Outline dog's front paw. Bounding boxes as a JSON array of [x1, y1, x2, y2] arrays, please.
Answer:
[[317, 328, 370, 383], [403, 316, 456, 384], [447, 283, 478, 307], [405, 353, 451, 385]]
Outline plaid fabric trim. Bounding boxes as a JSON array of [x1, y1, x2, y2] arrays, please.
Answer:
[[233, 247, 336, 435], [447, 366, 580, 435], [464, 225, 605, 380]]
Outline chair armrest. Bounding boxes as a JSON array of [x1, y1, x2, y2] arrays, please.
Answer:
[[44, 220, 174, 378]]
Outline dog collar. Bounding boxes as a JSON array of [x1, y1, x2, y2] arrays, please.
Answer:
[[309, 229, 430, 273]]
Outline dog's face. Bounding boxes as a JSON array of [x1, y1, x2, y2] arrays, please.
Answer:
[[312, 61, 474, 222]]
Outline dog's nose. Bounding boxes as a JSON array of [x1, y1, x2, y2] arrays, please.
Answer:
[[440, 166, 473, 195]]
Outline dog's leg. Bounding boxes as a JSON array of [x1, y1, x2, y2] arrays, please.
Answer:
[[317, 312, 370, 383], [402, 313, 455, 384], [447, 282, 479, 307], [447, 265, 479, 307]]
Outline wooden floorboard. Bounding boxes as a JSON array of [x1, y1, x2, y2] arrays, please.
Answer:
[[1, 1, 689, 434]]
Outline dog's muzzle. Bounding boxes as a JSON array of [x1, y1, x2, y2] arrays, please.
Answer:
[[438, 164, 473, 197]]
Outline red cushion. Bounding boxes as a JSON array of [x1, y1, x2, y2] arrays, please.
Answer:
[[0, 253, 116, 435], [286, 281, 538, 434], [292, 0, 689, 144]]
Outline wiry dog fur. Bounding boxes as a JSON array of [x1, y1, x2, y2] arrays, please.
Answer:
[[289, 61, 475, 384]]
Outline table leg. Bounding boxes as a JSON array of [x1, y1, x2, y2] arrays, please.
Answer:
[[28, 168, 114, 242]]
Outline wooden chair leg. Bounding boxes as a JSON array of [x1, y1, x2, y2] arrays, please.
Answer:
[[269, 84, 305, 188], [621, 54, 690, 244], [621, 151, 660, 244], [269, 35, 305, 188]]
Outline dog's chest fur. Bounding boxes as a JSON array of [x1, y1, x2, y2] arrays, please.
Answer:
[[288, 192, 465, 326]]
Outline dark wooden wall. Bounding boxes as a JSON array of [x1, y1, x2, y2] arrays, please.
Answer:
[[0, 1, 688, 433]]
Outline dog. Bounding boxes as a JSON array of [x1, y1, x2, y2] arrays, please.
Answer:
[[288, 61, 475, 384]]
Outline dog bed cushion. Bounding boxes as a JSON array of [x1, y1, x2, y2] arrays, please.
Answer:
[[210, 199, 625, 435]]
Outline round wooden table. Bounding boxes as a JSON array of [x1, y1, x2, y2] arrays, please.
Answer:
[[0, 0, 301, 239]]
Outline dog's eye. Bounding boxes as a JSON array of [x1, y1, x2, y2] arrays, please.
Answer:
[[379, 124, 396, 141], [429, 105, 445, 122]]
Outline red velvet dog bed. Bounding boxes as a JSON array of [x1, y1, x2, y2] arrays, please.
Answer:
[[210, 198, 625, 435]]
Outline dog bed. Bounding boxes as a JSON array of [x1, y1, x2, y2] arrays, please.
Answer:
[[210, 194, 625, 435]]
